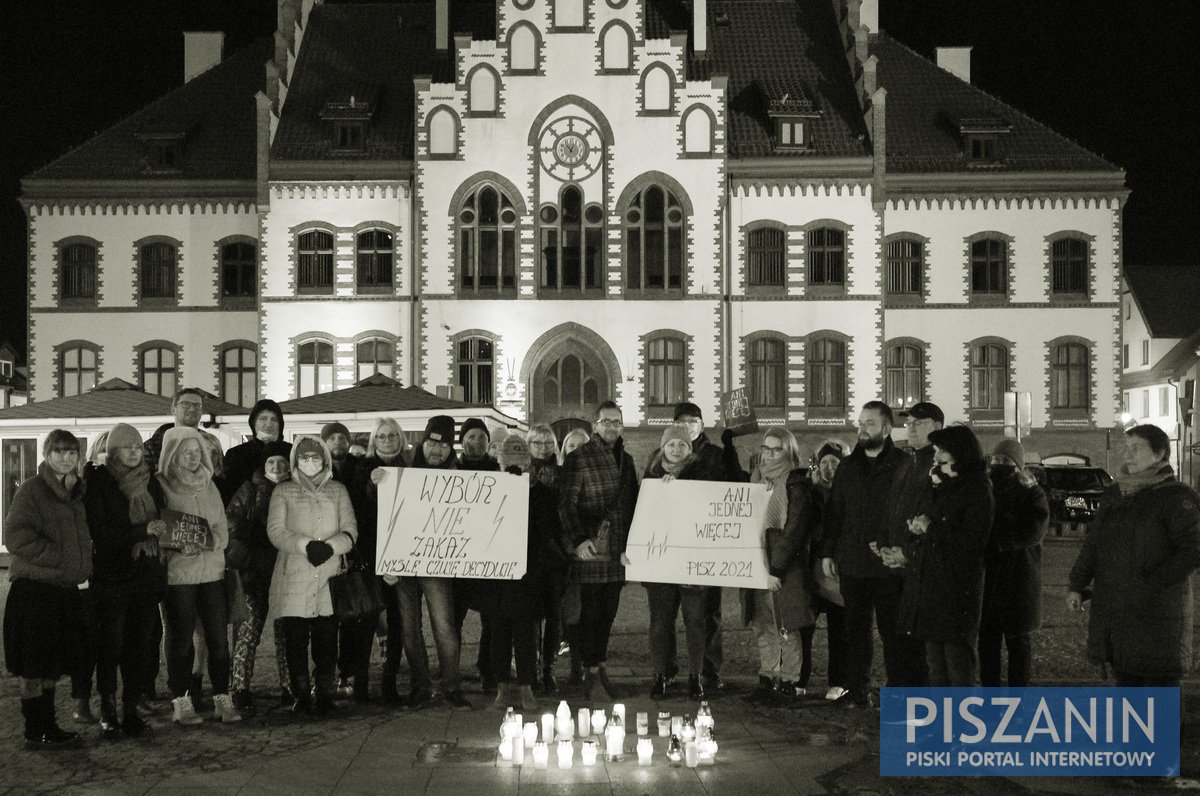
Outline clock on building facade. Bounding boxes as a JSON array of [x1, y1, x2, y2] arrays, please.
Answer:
[[538, 116, 604, 181]]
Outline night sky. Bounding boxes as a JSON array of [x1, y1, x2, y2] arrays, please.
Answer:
[[1, 0, 1196, 358]]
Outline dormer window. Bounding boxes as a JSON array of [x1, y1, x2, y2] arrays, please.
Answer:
[[137, 133, 185, 173], [0, 361, 11, 378], [321, 87, 376, 153], [958, 117, 1011, 164], [769, 96, 820, 151]]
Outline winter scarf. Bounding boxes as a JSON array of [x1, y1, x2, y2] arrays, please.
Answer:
[[107, 458, 157, 524], [752, 454, 793, 529], [1114, 461, 1175, 497]]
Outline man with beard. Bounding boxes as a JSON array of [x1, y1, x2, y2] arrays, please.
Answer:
[[223, 399, 285, 503], [558, 401, 639, 703], [321, 422, 357, 485], [819, 401, 913, 708]]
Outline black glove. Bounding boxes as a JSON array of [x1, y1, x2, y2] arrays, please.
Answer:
[[305, 539, 333, 567], [721, 428, 736, 447]]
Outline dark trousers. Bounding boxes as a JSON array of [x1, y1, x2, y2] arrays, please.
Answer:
[[577, 582, 623, 668], [381, 582, 402, 676], [490, 615, 539, 686], [840, 574, 927, 692], [703, 586, 723, 677], [539, 571, 569, 671], [453, 582, 492, 682], [645, 583, 708, 676], [338, 613, 380, 685], [280, 616, 338, 697], [814, 595, 849, 689], [94, 585, 159, 702], [978, 628, 1032, 687], [70, 588, 98, 700], [163, 581, 230, 697], [926, 640, 978, 686]]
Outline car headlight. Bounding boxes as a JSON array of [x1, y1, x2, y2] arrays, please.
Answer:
[[1064, 496, 1088, 509]]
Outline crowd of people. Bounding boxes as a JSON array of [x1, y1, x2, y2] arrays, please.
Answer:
[[5, 387, 1200, 750]]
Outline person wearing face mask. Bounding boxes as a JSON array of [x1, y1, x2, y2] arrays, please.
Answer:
[[81, 424, 168, 739], [5, 430, 91, 748], [223, 399, 286, 504], [808, 440, 851, 701], [740, 427, 817, 706], [977, 439, 1048, 688], [150, 427, 240, 725], [643, 424, 725, 701], [384, 416, 472, 710], [896, 425, 993, 686], [268, 436, 357, 716], [225, 440, 293, 713], [345, 418, 407, 703], [1067, 424, 1200, 691]]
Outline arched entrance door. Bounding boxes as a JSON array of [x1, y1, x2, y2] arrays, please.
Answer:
[[532, 347, 610, 425]]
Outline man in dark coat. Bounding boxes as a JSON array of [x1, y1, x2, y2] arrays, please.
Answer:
[[321, 422, 357, 486], [222, 399, 285, 504], [979, 438, 1048, 687], [819, 401, 913, 707], [1068, 424, 1200, 686], [558, 400, 639, 703]]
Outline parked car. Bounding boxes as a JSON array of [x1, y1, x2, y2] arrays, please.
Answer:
[[1028, 463, 1113, 531]]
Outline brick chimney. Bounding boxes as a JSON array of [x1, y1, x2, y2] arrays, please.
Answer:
[[184, 31, 224, 82], [694, 0, 707, 58], [936, 46, 972, 83], [436, 0, 449, 51]]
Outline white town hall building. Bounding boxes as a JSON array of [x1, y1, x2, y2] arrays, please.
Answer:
[[19, 0, 1126, 463]]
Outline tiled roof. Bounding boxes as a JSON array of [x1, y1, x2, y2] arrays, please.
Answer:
[[29, 38, 273, 182], [873, 34, 1119, 174], [0, 378, 247, 421], [654, 0, 870, 159], [272, 2, 496, 162], [276, 373, 474, 414], [1125, 265, 1200, 339]]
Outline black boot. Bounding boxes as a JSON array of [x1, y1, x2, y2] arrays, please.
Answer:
[[291, 676, 313, 716], [99, 693, 122, 739], [687, 674, 705, 701], [541, 666, 558, 694], [21, 697, 45, 747], [353, 674, 371, 704], [189, 674, 207, 712], [41, 691, 82, 746], [380, 673, 400, 705], [121, 697, 149, 737], [314, 673, 337, 716], [650, 674, 668, 700]]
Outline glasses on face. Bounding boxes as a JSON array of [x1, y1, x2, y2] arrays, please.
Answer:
[[297, 453, 323, 463], [596, 418, 623, 428], [759, 445, 785, 456], [176, 400, 203, 409], [530, 439, 556, 449]]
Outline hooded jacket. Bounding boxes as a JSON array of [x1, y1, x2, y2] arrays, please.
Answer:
[[153, 427, 229, 586], [267, 435, 357, 619], [5, 461, 92, 587], [222, 399, 285, 502]]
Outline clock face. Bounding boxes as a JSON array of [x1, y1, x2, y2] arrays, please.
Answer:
[[538, 117, 603, 181]]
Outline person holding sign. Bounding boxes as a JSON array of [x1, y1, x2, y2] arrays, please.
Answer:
[[643, 424, 725, 701], [741, 427, 817, 706], [267, 436, 357, 716], [4, 430, 91, 748], [149, 427, 240, 725], [558, 401, 640, 704]]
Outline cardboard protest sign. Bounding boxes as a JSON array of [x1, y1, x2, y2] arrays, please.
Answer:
[[158, 509, 213, 551], [624, 479, 770, 589], [375, 468, 529, 580], [721, 387, 759, 437]]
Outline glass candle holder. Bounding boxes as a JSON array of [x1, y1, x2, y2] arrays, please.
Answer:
[[698, 736, 718, 765], [532, 741, 549, 768], [612, 703, 626, 724], [684, 739, 698, 768], [606, 724, 624, 761], [577, 707, 591, 737], [557, 739, 574, 769], [541, 713, 554, 743], [636, 711, 649, 736], [681, 718, 696, 742], [637, 737, 654, 766], [512, 734, 525, 766], [523, 722, 538, 749], [666, 734, 683, 766], [581, 739, 598, 766], [591, 709, 607, 736], [657, 711, 671, 737], [498, 739, 513, 761]]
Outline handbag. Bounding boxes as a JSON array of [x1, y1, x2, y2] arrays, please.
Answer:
[[224, 569, 250, 625], [329, 549, 385, 621], [811, 559, 844, 607]]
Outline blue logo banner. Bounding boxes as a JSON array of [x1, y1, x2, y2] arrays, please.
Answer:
[[880, 687, 1179, 777]]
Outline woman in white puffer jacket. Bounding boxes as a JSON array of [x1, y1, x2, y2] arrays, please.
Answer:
[[268, 435, 356, 715]]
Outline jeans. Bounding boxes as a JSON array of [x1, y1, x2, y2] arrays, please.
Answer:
[[577, 582, 623, 668], [840, 574, 928, 692], [926, 640, 978, 686], [93, 584, 159, 702], [645, 583, 708, 676], [752, 589, 805, 681], [280, 616, 338, 697], [490, 616, 539, 686], [397, 577, 460, 693], [978, 628, 1032, 687], [163, 581, 230, 697]]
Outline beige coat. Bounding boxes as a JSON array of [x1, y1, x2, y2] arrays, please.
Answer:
[[268, 437, 357, 619]]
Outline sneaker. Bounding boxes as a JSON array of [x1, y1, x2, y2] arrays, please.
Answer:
[[172, 695, 204, 726], [213, 693, 243, 723], [446, 690, 473, 711], [824, 686, 849, 701], [336, 677, 354, 698], [557, 641, 571, 658]]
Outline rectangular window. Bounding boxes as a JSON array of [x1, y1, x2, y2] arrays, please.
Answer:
[[1160, 387, 1170, 417], [221, 242, 256, 300], [61, 243, 98, 301], [970, 239, 1007, 295], [747, 228, 785, 287], [1141, 340, 1150, 366], [1142, 390, 1150, 417], [1050, 343, 1089, 412], [1051, 238, 1089, 294], [886, 239, 923, 295], [140, 242, 176, 300], [969, 344, 1008, 411], [1122, 344, 1129, 370], [807, 228, 845, 286], [356, 230, 394, 291], [457, 337, 494, 405], [222, 347, 257, 408], [748, 338, 785, 411], [3, 439, 38, 541], [297, 230, 334, 293], [646, 337, 685, 409], [779, 121, 806, 147]]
